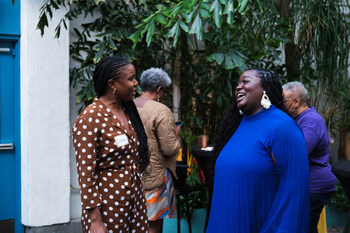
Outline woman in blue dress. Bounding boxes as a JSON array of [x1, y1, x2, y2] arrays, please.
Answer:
[[206, 69, 310, 233]]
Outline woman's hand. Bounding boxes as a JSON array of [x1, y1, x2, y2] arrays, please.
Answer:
[[88, 207, 107, 233], [176, 125, 181, 139]]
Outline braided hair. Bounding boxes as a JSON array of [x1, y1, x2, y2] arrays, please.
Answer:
[[257, 68, 290, 116], [93, 56, 131, 97], [93, 56, 150, 172], [214, 68, 290, 158], [122, 101, 150, 173]]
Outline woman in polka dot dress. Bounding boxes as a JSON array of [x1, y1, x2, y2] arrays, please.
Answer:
[[72, 56, 150, 233]]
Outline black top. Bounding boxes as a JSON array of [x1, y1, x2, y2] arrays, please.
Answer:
[[332, 161, 350, 177], [332, 161, 350, 199]]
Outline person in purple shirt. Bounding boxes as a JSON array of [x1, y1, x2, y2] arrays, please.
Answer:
[[283, 81, 337, 233]]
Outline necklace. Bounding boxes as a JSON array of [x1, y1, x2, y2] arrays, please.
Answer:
[[108, 105, 124, 117], [117, 107, 125, 115]]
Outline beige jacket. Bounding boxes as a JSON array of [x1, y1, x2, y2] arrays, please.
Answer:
[[135, 99, 181, 190]]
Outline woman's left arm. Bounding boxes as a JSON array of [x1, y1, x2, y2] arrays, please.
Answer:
[[260, 123, 310, 233], [155, 108, 181, 157]]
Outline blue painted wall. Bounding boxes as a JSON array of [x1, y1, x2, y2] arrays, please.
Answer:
[[0, 0, 20, 36], [0, 0, 21, 232]]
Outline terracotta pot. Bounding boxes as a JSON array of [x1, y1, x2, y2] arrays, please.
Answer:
[[198, 135, 209, 148]]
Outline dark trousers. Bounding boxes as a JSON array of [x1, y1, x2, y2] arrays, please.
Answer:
[[309, 192, 332, 233]]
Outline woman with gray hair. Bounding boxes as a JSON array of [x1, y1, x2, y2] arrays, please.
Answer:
[[134, 68, 181, 233]]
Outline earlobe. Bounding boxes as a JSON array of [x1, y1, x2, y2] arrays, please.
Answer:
[[107, 79, 116, 89], [156, 86, 162, 102]]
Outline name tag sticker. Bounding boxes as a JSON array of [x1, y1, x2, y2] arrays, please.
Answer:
[[114, 134, 129, 147]]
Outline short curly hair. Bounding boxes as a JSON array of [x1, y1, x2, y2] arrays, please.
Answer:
[[140, 68, 172, 92], [282, 81, 309, 104]]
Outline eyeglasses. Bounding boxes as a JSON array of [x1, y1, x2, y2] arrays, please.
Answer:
[[283, 98, 296, 104]]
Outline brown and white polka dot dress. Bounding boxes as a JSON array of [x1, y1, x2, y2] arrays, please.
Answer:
[[72, 98, 149, 233]]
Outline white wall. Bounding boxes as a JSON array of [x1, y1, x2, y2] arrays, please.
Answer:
[[68, 17, 81, 221], [69, 87, 82, 221], [21, 0, 70, 226], [69, 12, 101, 221]]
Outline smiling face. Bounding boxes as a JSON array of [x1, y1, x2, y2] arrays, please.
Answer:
[[113, 64, 138, 101], [235, 70, 264, 115]]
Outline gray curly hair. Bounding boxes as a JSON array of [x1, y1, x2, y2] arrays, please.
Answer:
[[282, 81, 309, 104], [140, 68, 172, 92]]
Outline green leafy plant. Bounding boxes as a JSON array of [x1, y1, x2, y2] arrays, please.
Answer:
[[177, 163, 209, 219], [37, 0, 350, 213], [38, 0, 169, 112], [186, 164, 209, 210], [329, 181, 350, 212]]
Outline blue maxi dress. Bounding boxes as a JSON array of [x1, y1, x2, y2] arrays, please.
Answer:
[[206, 106, 310, 233]]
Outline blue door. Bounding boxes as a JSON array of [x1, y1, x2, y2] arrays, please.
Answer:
[[0, 39, 22, 233]]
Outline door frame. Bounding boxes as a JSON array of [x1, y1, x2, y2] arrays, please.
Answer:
[[0, 35, 22, 233]]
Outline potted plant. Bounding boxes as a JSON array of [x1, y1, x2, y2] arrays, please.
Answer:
[[326, 181, 350, 227]]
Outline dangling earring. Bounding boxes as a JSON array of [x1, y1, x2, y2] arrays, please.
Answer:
[[260, 91, 271, 109], [113, 88, 116, 94], [239, 109, 243, 115], [157, 94, 160, 102]]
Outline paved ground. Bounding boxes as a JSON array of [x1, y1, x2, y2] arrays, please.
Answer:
[[328, 226, 345, 233]]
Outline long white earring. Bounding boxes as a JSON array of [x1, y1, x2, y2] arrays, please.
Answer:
[[261, 91, 271, 109], [157, 94, 160, 102], [113, 88, 116, 94], [239, 109, 243, 115]]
